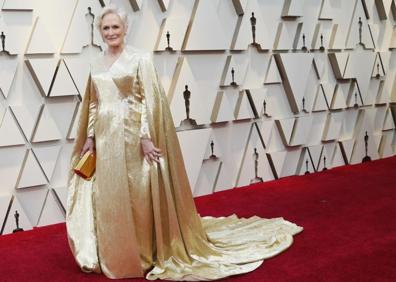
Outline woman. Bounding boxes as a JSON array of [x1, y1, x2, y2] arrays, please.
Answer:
[[66, 6, 302, 281]]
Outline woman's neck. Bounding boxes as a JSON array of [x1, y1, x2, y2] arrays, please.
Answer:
[[106, 44, 125, 56]]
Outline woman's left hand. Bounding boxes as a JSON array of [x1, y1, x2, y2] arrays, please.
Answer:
[[141, 138, 162, 164]]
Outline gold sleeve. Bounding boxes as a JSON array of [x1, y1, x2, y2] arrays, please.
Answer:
[[134, 70, 151, 140], [139, 95, 151, 139], [86, 75, 98, 138]]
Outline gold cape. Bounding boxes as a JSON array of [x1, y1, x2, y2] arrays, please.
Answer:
[[66, 46, 303, 281]]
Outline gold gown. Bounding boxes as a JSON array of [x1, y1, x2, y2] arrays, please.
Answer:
[[66, 45, 303, 281]]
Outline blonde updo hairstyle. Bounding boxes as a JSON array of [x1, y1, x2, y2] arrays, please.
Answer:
[[95, 5, 128, 34]]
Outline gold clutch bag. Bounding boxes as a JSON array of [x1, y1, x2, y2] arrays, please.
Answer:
[[74, 151, 96, 180]]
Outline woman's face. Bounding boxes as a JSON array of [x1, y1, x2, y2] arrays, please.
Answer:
[[100, 13, 126, 48]]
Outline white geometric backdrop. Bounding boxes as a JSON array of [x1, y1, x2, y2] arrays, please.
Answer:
[[0, 0, 395, 234]]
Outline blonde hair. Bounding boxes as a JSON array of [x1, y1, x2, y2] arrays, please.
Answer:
[[95, 5, 128, 31]]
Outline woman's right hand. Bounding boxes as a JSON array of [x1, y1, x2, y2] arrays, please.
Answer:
[[80, 137, 95, 157]]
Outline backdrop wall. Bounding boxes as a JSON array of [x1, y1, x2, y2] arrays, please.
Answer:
[[0, 0, 395, 234]]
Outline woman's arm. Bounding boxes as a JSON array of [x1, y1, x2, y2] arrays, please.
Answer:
[[137, 64, 162, 164], [80, 75, 97, 157]]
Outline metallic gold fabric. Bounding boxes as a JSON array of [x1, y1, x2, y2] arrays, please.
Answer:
[[66, 45, 303, 281], [86, 76, 98, 138]]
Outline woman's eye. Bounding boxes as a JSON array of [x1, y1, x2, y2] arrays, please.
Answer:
[[112, 25, 120, 29], [103, 26, 109, 31]]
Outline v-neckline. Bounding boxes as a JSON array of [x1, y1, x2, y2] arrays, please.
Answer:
[[102, 48, 125, 72]]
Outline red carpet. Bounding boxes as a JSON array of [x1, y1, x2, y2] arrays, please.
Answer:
[[1, 157, 396, 282]]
